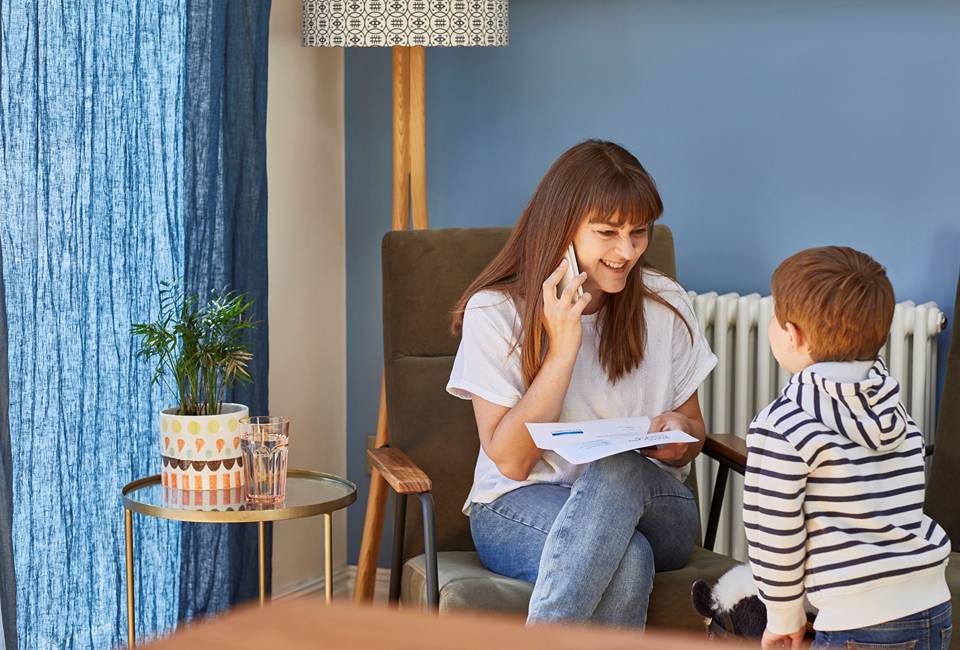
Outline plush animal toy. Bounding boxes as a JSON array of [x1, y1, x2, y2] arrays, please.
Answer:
[[690, 564, 767, 640], [691, 564, 815, 641]]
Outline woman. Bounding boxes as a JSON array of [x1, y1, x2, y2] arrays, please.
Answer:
[[446, 140, 717, 627]]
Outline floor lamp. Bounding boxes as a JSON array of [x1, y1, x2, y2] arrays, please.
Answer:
[[301, 0, 509, 603]]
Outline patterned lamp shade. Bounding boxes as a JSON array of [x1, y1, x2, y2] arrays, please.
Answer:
[[302, 0, 509, 47]]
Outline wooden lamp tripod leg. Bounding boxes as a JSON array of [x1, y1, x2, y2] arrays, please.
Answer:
[[353, 45, 428, 603], [353, 376, 390, 602]]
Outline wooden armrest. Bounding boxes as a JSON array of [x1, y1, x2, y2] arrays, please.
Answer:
[[703, 433, 747, 473], [367, 447, 433, 494]]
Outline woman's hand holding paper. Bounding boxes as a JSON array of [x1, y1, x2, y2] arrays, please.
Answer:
[[642, 394, 706, 466]]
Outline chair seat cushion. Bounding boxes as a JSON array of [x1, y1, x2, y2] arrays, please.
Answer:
[[401, 546, 739, 631], [401, 551, 531, 616]]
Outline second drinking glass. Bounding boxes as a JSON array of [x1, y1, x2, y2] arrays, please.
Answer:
[[239, 416, 290, 504]]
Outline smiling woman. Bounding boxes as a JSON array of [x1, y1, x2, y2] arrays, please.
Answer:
[[445, 140, 717, 629], [573, 220, 650, 310], [453, 141, 693, 387]]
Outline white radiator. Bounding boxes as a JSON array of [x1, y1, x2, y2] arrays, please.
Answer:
[[688, 291, 947, 561]]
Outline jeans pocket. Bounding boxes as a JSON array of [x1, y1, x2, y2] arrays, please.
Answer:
[[942, 625, 952, 650], [844, 642, 917, 650]]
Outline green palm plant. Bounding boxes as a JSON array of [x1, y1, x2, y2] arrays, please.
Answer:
[[132, 281, 256, 416]]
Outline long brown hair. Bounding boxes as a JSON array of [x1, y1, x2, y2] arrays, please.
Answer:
[[452, 140, 692, 386]]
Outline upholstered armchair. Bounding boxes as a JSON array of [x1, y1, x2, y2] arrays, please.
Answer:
[[367, 225, 743, 631]]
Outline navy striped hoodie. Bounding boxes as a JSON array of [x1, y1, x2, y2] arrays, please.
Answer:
[[743, 358, 951, 633]]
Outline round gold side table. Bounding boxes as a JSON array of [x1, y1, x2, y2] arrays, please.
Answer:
[[121, 469, 357, 648]]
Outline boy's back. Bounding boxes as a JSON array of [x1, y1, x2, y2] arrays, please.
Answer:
[[744, 358, 951, 633], [744, 246, 951, 648]]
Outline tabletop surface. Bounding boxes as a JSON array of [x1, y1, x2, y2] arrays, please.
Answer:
[[143, 598, 737, 650], [122, 469, 357, 523]]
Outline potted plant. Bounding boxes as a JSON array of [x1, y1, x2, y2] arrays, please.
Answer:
[[132, 281, 256, 491]]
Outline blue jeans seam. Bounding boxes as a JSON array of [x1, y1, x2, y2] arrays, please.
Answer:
[[867, 621, 937, 631], [854, 606, 951, 632], [645, 487, 695, 501], [535, 487, 584, 602], [473, 502, 555, 535]]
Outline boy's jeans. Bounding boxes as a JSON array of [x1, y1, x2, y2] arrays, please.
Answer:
[[469, 452, 700, 628], [813, 601, 952, 649]]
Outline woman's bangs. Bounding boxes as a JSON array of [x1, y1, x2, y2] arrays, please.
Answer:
[[585, 175, 661, 228]]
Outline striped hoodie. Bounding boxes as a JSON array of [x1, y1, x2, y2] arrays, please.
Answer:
[[743, 358, 951, 633]]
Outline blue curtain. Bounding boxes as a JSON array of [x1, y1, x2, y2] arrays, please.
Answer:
[[0, 1, 271, 647], [177, 0, 271, 620], [0, 242, 15, 650]]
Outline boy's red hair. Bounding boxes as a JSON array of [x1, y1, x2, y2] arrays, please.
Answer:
[[772, 246, 895, 362]]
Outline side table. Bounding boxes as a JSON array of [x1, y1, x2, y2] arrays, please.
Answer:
[[121, 469, 357, 648]]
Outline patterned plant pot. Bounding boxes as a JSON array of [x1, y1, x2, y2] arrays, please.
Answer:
[[159, 403, 248, 491], [162, 485, 245, 511]]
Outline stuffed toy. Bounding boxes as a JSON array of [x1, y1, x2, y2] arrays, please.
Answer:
[[691, 564, 815, 641], [691, 563, 767, 640]]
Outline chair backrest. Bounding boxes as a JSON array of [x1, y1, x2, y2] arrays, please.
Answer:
[[926, 273, 960, 551], [381, 225, 678, 560]]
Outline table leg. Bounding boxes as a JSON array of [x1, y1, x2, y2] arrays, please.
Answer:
[[124, 508, 136, 648], [324, 513, 333, 604], [258, 521, 267, 607]]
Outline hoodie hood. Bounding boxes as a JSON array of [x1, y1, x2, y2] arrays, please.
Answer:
[[783, 358, 909, 453]]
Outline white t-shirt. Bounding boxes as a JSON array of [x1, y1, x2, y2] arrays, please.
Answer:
[[447, 270, 718, 514]]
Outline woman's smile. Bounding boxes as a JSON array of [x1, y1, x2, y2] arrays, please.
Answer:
[[600, 258, 629, 272]]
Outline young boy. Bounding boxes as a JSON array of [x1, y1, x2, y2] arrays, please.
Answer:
[[744, 247, 952, 649]]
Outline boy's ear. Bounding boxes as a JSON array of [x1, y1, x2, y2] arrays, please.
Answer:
[[785, 321, 811, 355]]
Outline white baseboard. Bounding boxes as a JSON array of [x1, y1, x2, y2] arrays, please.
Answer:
[[274, 565, 391, 603]]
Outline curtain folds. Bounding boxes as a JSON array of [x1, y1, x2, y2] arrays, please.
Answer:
[[1, 3, 187, 646], [0, 242, 16, 650], [0, 1, 272, 646], [178, 0, 272, 620]]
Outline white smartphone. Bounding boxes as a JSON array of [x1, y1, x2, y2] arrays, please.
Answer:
[[557, 244, 585, 302]]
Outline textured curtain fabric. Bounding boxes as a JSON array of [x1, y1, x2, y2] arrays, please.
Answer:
[[0, 243, 14, 650], [177, 0, 272, 620], [0, 1, 271, 647]]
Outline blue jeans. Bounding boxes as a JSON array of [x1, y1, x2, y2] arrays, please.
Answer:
[[813, 601, 952, 649], [470, 452, 700, 628]]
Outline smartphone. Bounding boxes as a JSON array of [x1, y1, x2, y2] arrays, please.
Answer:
[[557, 244, 585, 302]]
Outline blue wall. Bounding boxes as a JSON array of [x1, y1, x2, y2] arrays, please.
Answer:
[[345, 0, 960, 564]]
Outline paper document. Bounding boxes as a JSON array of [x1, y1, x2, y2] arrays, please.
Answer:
[[525, 416, 697, 465]]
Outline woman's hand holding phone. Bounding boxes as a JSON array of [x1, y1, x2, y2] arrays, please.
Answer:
[[558, 245, 585, 302], [542, 258, 590, 361]]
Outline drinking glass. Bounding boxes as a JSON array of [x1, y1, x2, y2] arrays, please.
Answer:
[[239, 416, 290, 504]]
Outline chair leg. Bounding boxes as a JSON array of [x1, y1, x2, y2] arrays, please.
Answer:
[[388, 491, 407, 603], [704, 464, 729, 551], [418, 492, 439, 609]]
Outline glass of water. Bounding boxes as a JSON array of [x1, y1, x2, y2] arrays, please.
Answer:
[[239, 416, 290, 504]]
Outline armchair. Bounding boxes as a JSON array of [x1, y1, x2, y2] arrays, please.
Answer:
[[368, 225, 742, 631]]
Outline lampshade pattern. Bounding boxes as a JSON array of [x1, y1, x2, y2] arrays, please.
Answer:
[[302, 0, 508, 47]]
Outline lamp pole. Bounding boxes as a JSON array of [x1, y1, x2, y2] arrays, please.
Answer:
[[300, 0, 508, 603], [354, 46, 428, 602]]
